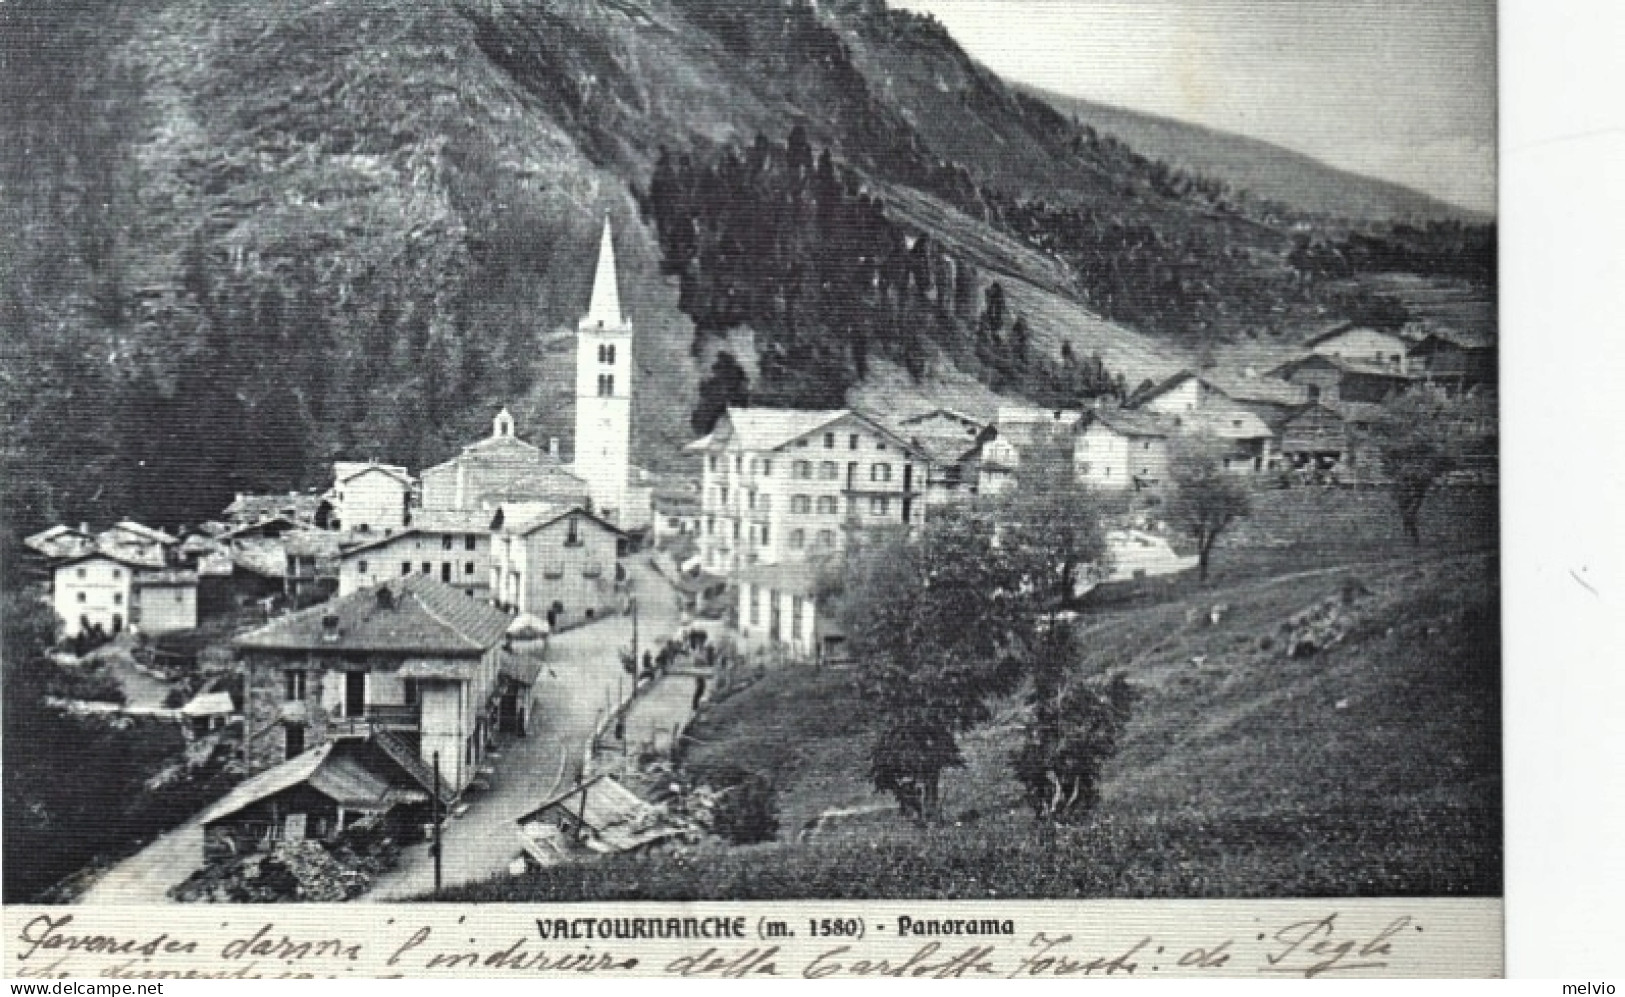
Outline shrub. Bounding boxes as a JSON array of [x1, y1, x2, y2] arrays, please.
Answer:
[[697, 764, 781, 845]]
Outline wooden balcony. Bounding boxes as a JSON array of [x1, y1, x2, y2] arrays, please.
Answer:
[[329, 704, 421, 738]]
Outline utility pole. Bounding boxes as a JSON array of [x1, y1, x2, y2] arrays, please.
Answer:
[[432, 752, 443, 898]]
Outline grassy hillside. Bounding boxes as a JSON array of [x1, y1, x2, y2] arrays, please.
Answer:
[[1021, 85, 1486, 225], [440, 491, 1500, 900]]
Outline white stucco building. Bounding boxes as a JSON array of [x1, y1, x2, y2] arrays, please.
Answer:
[[328, 462, 415, 535], [53, 554, 197, 638], [489, 502, 624, 627], [335, 508, 495, 600]]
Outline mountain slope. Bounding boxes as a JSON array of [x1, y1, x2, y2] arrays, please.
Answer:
[[1021, 84, 1486, 224], [1, 0, 1482, 535]]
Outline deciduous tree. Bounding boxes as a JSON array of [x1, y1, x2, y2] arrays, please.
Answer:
[[843, 509, 1031, 819], [1167, 435, 1251, 582], [1014, 624, 1136, 823], [993, 429, 1111, 605], [1366, 385, 1491, 545]]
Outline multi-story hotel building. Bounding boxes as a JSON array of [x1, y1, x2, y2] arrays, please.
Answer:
[[685, 408, 931, 574]]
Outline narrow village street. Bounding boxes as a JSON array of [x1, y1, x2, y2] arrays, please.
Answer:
[[75, 555, 690, 905], [366, 554, 687, 900]]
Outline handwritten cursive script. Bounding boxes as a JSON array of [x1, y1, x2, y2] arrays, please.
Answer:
[[1260, 913, 1415, 977]]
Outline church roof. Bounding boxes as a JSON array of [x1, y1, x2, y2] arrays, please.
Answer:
[[581, 219, 625, 330]]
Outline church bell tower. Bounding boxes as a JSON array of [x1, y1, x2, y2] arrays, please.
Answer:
[[573, 219, 632, 520]]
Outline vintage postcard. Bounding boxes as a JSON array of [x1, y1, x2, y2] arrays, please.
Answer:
[[1, 0, 1499, 979]]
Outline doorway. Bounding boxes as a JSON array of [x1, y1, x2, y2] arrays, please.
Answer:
[[345, 671, 366, 718]]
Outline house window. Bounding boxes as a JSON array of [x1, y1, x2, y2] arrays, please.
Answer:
[[719, 486, 730, 505], [816, 495, 837, 515], [566, 516, 581, 545], [816, 529, 835, 548], [465, 534, 477, 551], [747, 491, 756, 511], [358, 560, 369, 574], [175, 590, 185, 604], [791, 595, 804, 636], [284, 670, 307, 702], [442, 535, 454, 551], [870, 497, 890, 516], [77, 592, 86, 604], [77, 568, 86, 579], [760, 523, 770, 544], [761, 459, 772, 477], [850, 434, 860, 450], [819, 461, 838, 480], [796, 439, 809, 447], [871, 463, 892, 483], [824, 432, 835, 449], [402, 561, 412, 575], [111, 569, 120, 579], [465, 562, 475, 575], [403, 679, 419, 706], [735, 455, 743, 473], [113, 593, 122, 606], [706, 516, 715, 536], [793, 460, 812, 479], [790, 529, 806, 549], [792, 495, 811, 514], [708, 455, 718, 473], [750, 586, 761, 625], [732, 520, 740, 540]]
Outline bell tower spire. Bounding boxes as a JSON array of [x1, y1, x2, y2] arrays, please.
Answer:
[[583, 218, 623, 330]]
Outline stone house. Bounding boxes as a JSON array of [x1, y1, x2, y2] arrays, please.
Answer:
[[1073, 408, 1178, 490], [234, 574, 512, 793]]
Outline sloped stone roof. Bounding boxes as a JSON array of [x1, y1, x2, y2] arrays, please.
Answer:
[[235, 574, 509, 654]]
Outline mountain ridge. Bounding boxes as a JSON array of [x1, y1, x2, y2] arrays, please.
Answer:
[[1017, 84, 1491, 224]]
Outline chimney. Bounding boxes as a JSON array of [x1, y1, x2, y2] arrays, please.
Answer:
[[320, 613, 341, 643], [548, 437, 560, 458], [80, 522, 90, 536]]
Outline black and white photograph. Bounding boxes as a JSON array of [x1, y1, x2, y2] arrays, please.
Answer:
[[0, 0, 1515, 975]]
